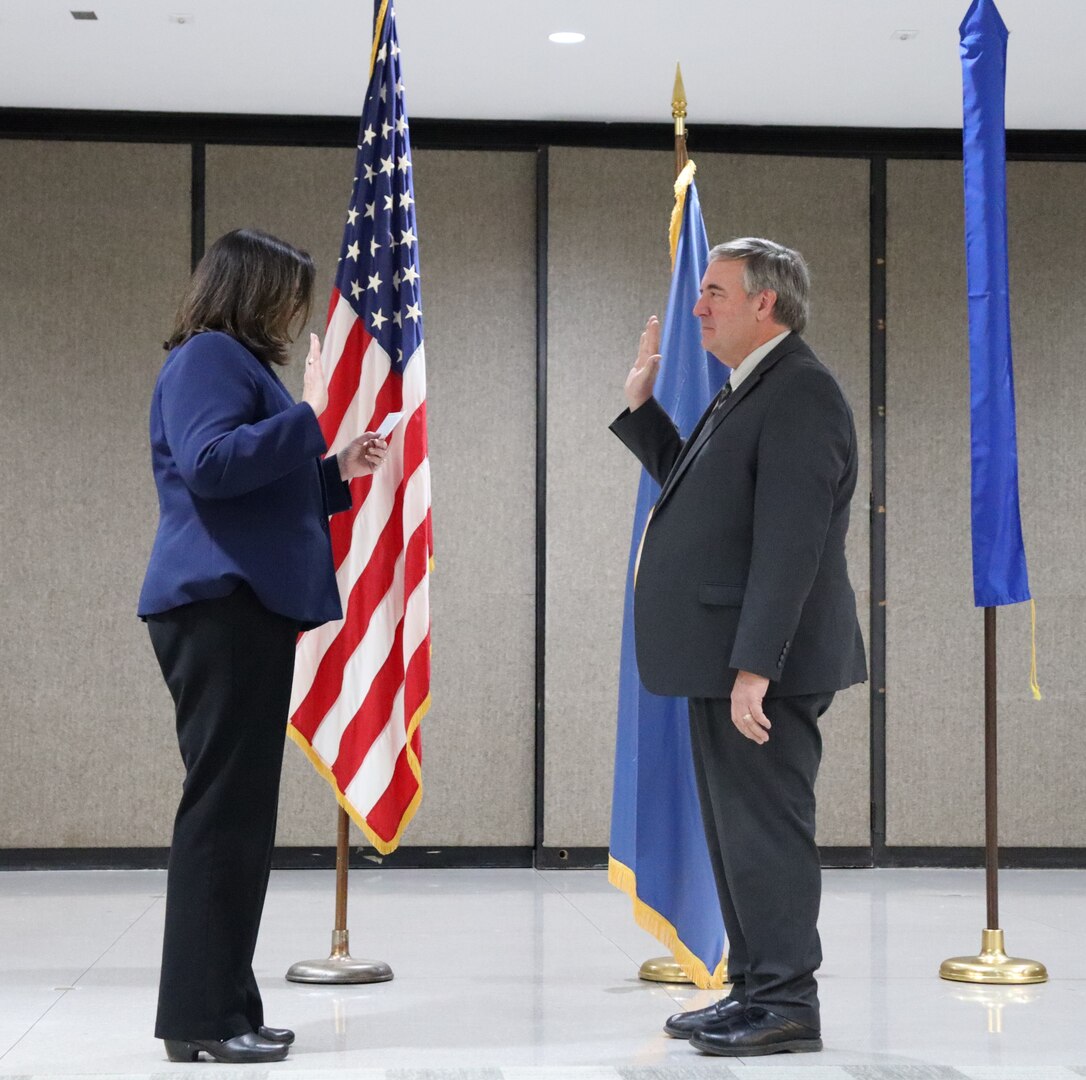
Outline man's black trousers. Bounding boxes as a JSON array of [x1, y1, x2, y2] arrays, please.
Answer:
[[147, 585, 298, 1041], [688, 691, 834, 1032]]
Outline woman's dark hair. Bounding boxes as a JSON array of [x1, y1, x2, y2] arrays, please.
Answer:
[[165, 228, 316, 366]]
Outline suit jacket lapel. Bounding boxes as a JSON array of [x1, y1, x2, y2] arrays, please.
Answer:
[[654, 334, 803, 511]]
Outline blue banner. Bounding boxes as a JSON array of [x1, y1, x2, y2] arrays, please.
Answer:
[[608, 167, 728, 988], [960, 0, 1031, 607]]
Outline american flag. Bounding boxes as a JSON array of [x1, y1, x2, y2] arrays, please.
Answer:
[[288, 0, 431, 854]]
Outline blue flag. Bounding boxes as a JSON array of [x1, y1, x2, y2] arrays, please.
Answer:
[[608, 164, 728, 988], [960, 0, 1031, 608]]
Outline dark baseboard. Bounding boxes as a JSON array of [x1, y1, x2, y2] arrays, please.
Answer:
[[536, 847, 878, 870], [536, 847, 609, 869], [820, 846, 874, 868], [0, 847, 171, 871], [274, 846, 533, 869], [2, 844, 1084, 872], [0, 846, 533, 872], [878, 846, 1086, 870]]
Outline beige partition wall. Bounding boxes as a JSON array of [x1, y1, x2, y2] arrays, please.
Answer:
[[0, 140, 191, 846], [16, 137, 1083, 859], [205, 146, 538, 846], [544, 148, 673, 847], [545, 148, 871, 849], [886, 160, 1086, 846]]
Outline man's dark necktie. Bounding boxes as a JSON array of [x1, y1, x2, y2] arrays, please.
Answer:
[[711, 380, 733, 413]]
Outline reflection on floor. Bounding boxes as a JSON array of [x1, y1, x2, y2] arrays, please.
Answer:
[[0, 867, 1081, 1078]]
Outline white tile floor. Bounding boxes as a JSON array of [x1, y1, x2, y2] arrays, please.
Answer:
[[0, 867, 1081, 1079]]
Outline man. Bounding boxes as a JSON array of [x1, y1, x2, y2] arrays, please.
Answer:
[[610, 237, 866, 1057]]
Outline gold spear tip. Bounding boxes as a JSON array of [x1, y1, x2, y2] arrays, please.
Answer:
[[672, 62, 687, 120]]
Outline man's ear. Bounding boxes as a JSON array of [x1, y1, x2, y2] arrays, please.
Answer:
[[755, 289, 778, 322]]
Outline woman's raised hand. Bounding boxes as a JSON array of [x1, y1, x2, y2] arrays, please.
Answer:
[[302, 333, 328, 419]]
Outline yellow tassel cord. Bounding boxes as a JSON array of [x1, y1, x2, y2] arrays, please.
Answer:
[[1029, 598, 1042, 701], [668, 160, 697, 270], [608, 855, 728, 990], [368, 0, 390, 78]]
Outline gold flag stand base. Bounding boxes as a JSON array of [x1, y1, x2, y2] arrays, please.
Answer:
[[286, 809, 394, 985], [639, 957, 694, 984], [286, 929, 394, 985], [939, 928, 1047, 985]]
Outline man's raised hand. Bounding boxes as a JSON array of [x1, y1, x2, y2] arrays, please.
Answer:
[[624, 315, 662, 412]]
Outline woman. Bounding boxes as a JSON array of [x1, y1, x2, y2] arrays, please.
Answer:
[[138, 228, 387, 1063]]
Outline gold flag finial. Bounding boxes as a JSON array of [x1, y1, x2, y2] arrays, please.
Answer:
[[672, 63, 689, 177], [672, 63, 687, 129]]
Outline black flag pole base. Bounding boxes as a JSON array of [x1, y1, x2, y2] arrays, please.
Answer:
[[285, 930, 394, 985], [639, 957, 694, 984], [940, 928, 1047, 985]]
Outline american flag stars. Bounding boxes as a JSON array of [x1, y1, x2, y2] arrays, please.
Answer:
[[332, 10, 423, 377]]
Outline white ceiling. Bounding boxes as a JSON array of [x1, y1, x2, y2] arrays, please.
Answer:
[[0, 0, 1083, 130]]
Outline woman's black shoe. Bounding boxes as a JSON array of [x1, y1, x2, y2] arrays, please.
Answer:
[[163, 1031, 289, 1063], [257, 1025, 295, 1045]]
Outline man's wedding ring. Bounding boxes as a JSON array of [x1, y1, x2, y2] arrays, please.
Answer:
[[741, 713, 754, 722]]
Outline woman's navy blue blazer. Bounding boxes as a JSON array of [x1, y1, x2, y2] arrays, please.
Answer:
[[138, 331, 351, 630]]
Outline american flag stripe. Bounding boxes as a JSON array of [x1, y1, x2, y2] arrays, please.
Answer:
[[300, 438, 430, 757], [293, 373, 428, 757], [293, 349, 427, 712], [327, 350, 422, 560], [330, 503, 429, 772], [342, 563, 429, 813], [367, 740, 422, 840], [288, 0, 429, 854], [322, 293, 362, 389]]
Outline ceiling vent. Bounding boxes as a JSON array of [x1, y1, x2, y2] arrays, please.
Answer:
[[70, 10, 98, 19]]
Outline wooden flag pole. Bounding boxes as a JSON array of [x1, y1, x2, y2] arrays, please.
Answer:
[[939, 608, 1046, 985], [639, 62, 699, 989], [285, 807, 394, 984]]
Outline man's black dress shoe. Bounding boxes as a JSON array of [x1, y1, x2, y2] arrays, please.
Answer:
[[663, 997, 745, 1039], [689, 1005, 822, 1056], [163, 1031, 289, 1063], [258, 1026, 295, 1045]]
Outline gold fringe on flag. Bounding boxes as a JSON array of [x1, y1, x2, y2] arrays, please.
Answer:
[[668, 160, 698, 270], [287, 689, 428, 857], [608, 855, 728, 990]]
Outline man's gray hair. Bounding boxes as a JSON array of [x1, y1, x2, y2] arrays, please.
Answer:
[[707, 237, 810, 334]]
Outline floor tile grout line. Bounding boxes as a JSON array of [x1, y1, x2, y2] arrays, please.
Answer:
[[0, 891, 164, 1063], [531, 869, 699, 1009], [71, 890, 165, 987]]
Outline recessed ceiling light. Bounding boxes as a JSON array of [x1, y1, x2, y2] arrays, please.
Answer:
[[891, 29, 919, 41], [70, 10, 98, 19], [549, 31, 586, 45]]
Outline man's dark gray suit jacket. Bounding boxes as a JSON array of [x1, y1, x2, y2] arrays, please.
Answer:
[[610, 333, 867, 700]]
